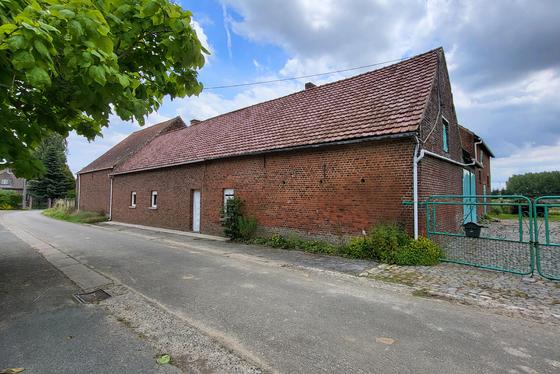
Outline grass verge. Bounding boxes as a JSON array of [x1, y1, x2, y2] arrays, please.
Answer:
[[43, 207, 107, 224]]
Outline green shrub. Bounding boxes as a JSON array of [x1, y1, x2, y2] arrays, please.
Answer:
[[221, 197, 258, 240], [368, 224, 411, 264], [299, 239, 337, 255], [340, 236, 375, 259], [221, 197, 243, 239], [489, 205, 504, 215], [395, 237, 442, 266], [0, 190, 21, 209], [237, 216, 258, 240], [268, 233, 290, 248]]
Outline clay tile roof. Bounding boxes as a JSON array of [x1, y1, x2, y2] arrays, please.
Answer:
[[79, 117, 186, 173], [115, 48, 442, 174]]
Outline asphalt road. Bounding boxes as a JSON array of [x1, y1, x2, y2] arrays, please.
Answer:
[[2, 210, 560, 373], [0, 213, 180, 374]]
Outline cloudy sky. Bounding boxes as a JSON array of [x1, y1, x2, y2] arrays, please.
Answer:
[[68, 0, 560, 190]]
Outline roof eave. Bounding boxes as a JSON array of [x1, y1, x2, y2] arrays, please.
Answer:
[[110, 131, 417, 176]]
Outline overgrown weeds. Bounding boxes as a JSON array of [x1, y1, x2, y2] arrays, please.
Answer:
[[249, 224, 442, 266], [43, 207, 107, 224]]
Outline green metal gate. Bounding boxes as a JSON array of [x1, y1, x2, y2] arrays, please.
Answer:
[[425, 195, 535, 276], [534, 197, 560, 281]]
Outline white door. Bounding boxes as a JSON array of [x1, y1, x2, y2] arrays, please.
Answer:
[[192, 190, 201, 232]]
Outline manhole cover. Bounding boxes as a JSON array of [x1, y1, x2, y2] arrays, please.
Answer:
[[73, 289, 111, 304]]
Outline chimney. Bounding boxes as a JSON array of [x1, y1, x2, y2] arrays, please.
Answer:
[[190, 119, 201, 126], [305, 82, 316, 90]]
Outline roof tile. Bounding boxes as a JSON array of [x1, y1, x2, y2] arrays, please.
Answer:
[[115, 49, 440, 174]]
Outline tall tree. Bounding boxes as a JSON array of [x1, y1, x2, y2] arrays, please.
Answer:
[[28, 134, 75, 206], [0, 0, 207, 178], [506, 171, 560, 196]]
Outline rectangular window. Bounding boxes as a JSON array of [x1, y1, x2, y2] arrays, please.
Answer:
[[130, 192, 137, 207], [479, 149, 484, 165], [0, 179, 9, 185], [442, 118, 449, 153], [150, 191, 157, 208], [223, 189, 235, 209]]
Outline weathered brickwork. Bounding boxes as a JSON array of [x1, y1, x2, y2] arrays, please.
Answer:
[[414, 50, 464, 235], [78, 169, 111, 215], [111, 139, 416, 238], [80, 49, 491, 240]]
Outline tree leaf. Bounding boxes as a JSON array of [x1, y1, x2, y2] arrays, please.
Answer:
[[116, 73, 130, 87], [12, 50, 35, 70], [69, 20, 84, 38], [26, 67, 51, 88], [141, 0, 159, 17], [7, 34, 27, 50], [34, 39, 51, 58], [88, 65, 106, 85], [0, 23, 17, 35]]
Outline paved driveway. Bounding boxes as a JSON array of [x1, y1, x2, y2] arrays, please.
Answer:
[[2, 210, 559, 373]]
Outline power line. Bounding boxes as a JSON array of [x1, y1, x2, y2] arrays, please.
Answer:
[[203, 56, 409, 90]]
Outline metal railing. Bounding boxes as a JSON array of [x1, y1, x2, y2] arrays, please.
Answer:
[[425, 195, 535, 276], [534, 196, 560, 280]]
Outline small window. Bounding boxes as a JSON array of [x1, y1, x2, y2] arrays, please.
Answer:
[[130, 192, 137, 207], [0, 179, 9, 185], [479, 149, 484, 165], [224, 189, 235, 209], [150, 191, 157, 208], [442, 118, 449, 153]]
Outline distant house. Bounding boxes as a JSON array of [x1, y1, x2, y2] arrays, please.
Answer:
[[0, 169, 28, 207], [77, 48, 492, 240]]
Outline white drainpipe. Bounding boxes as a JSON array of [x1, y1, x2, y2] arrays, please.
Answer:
[[413, 137, 480, 240], [77, 173, 81, 211], [108, 177, 113, 220]]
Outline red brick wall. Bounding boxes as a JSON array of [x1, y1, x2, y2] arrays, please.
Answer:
[[111, 138, 416, 239], [78, 169, 111, 215], [416, 49, 465, 235]]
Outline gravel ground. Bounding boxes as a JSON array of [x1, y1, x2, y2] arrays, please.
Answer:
[[100, 285, 262, 374], [360, 263, 560, 325], [481, 217, 560, 243]]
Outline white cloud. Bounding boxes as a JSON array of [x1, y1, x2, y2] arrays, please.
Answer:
[[174, 79, 302, 120], [67, 111, 171, 174], [454, 69, 560, 109], [492, 141, 560, 189], [221, 2, 233, 58], [191, 19, 213, 61]]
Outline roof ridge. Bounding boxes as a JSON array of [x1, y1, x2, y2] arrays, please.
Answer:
[[131, 116, 182, 134], [191, 47, 443, 126], [109, 47, 444, 174], [78, 116, 185, 173]]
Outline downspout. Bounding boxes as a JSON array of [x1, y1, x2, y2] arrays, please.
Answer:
[[473, 140, 483, 165], [77, 173, 81, 212], [413, 144, 478, 239], [108, 176, 113, 220], [413, 136, 421, 239]]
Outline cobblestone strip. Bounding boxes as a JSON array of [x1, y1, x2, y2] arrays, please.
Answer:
[[359, 263, 560, 325]]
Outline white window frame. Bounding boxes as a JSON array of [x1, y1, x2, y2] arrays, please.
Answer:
[[0, 179, 10, 185], [442, 117, 449, 153], [150, 191, 158, 208], [130, 191, 137, 208], [223, 189, 235, 209], [479, 149, 484, 166]]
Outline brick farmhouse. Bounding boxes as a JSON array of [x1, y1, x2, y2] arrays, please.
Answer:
[[77, 48, 492, 240]]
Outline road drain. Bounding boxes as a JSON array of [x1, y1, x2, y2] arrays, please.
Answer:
[[74, 289, 111, 304]]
